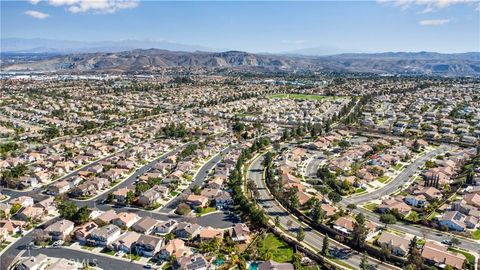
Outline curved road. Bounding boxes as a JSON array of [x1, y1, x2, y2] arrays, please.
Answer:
[[248, 154, 398, 270], [343, 145, 449, 205]]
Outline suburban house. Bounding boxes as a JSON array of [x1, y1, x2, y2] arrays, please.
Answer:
[[198, 227, 224, 241], [159, 239, 192, 260], [74, 222, 98, 242], [155, 220, 178, 235], [137, 185, 168, 207], [333, 216, 378, 238], [87, 224, 122, 247], [0, 219, 26, 235], [44, 219, 74, 240], [376, 232, 410, 257], [133, 234, 164, 257], [176, 254, 209, 270], [438, 211, 467, 232], [258, 260, 294, 270], [110, 231, 141, 253], [94, 210, 118, 226], [214, 191, 233, 210], [175, 222, 201, 240], [112, 212, 141, 229], [421, 242, 465, 270], [229, 223, 250, 243], [186, 194, 209, 209], [132, 216, 158, 235]]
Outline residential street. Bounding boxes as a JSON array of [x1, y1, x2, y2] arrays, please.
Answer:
[[342, 145, 450, 205], [248, 154, 398, 270]]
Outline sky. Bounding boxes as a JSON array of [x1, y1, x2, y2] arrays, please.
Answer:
[[1, 0, 479, 53]]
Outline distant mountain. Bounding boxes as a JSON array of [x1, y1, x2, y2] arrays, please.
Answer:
[[283, 46, 360, 56], [0, 38, 218, 54], [1, 48, 479, 77]]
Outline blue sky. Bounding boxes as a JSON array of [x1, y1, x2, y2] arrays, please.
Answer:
[[1, 0, 479, 53]]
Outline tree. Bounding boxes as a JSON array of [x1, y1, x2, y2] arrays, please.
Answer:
[[406, 236, 424, 270], [321, 235, 330, 257], [450, 237, 461, 247], [351, 213, 367, 248], [73, 206, 92, 225], [32, 229, 51, 247], [58, 201, 78, 220], [106, 192, 115, 203], [328, 191, 342, 204], [292, 253, 302, 270], [192, 185, 201, 195], [296, 227, 305, 242], [9, 203, 22, 216], [380, 213, 397, 226], [360, 252, 370, 270], [311, 203, 325, 225], [135, 182, 150, 196], [380, 243, 391, 261], [125, 190, 135, 205], [175, 203, 191, 216]]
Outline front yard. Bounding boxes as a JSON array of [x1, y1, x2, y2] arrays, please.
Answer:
[[471, 229, 480, 240], [196, 207, 216, 217]]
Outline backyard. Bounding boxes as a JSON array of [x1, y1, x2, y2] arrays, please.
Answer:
[[257, 233, 293, 263]]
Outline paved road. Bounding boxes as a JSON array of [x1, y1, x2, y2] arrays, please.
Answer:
[[343, 145, 449, 205], [2, 140, 162, 201], [25, 247, 145, 270], [0, 145, 240, 269], [337, 144, 479, 258], [158, 146, 233, 214], [305, 153, 325, 178], [0, 217, 61, 270], [83, 145, 185, 204], [248, 154, 397, 270]]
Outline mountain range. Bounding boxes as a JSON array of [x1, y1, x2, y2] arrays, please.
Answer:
[[1, 45, 479, 77], [1, 38, 218, 54]]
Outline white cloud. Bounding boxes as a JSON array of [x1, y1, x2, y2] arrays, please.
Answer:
[[29, 0, 42, 4], [419, 18, 451, 25], [46, 0, 138, 14], [24, 10, 49, 19], [379, 0, 479, 12]]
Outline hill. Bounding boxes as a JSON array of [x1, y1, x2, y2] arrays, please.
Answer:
[[1, 49, 479, 77]]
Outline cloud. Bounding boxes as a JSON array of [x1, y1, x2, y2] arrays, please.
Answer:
[[379, 0, 479, 12], [24, 10, 49, 19], [29, 0, 42, 4], [45, 0, 139, 14], [419, 19, 450, 25]]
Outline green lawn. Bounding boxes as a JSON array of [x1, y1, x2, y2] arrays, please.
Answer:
[[426, 211, 439, 221], [355, 188, 367, 194], [0, 241, 11, 252], [377, 176, 391, 183], [101, 249, 115, 256], [363, 203, 378, 212], [81, 245, 95, 251], [196, 207, 216, 216], [471, 229, 480, 240], [170, 191, 179, 196], [258, 233, 293, 263], [393, 164, 403, 171], [123, 253, 141, 261], [270, 94, 330, 101]]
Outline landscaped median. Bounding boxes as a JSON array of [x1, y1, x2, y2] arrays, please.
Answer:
[[245, 152, 401, 270]]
